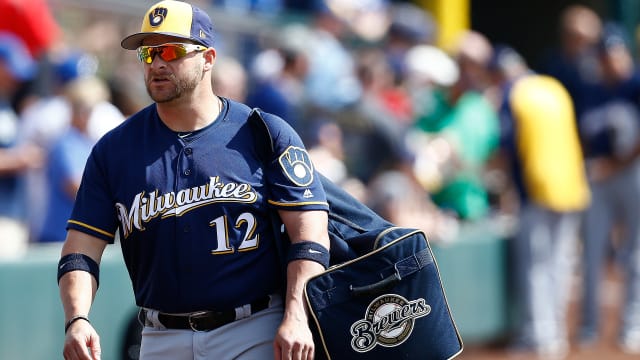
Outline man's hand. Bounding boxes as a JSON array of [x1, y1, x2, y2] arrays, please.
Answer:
[[63, 318, 101, 360], [274, 312, 315, 360]]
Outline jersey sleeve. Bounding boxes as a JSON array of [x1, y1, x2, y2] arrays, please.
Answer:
[[66, 142, 119, 243], [262, 112, 329, 212]]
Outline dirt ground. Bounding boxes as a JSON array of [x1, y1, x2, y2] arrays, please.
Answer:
[[456, 264, 638, 360]]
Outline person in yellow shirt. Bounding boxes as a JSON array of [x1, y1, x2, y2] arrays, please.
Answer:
[[489, 44, 590, 358]]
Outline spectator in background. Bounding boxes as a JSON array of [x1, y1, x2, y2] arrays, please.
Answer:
[[356, 47, 413, 125], [0, 0, 64, 112], [366, 170, 459, 243], [453, 30, 498, 99], [538, 4, 602, 119], [384, 1, 437, 86], [212, 55, 248, 102], [489, 45, 591, 359], [306, 120, 348, 184], [301, 1, 361, 112], [256, 25, 318, 141], [577, 23, 640, 354], [321, 0, 390, 43], [20, 51, 101, 150], [410, 31, 500, 221], [38, 76, 111, 243], [334, 47, 414, 183], [0, 32, 44, 257], [245, 46, 304, 131], [107, 75, 147, 118], [403, 44, 460, 194], [20, 51, 125, 243], [0, 0, 61, 58]]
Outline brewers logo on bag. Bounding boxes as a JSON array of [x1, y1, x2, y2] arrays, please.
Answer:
[[350, 294, 432, 352]]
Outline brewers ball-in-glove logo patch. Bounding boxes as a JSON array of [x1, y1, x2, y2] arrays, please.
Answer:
[[149, 7, 168, 27], [279, 146, 314, 187], [350, 294, 431, 353]]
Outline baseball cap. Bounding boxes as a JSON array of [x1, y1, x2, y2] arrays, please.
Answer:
[[54, 51, 99, 85], [0, 32, 36, 81], [121, 0, 215, 50], [405, 45, 459, 87]]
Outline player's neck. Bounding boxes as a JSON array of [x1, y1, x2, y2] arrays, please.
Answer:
[[156, 92, 222, 132]]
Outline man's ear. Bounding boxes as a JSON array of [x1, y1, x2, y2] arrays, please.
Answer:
[[203, 47, 217, 70]]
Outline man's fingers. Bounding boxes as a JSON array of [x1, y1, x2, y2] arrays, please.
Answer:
[[89, 334, 101, 360], [90, 346, 101, 360], [64, 343, 88, 360], [63, 332, 101, 360], [275, 341, 288, 360]]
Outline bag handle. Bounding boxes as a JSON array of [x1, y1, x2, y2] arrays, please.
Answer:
[[350, 272, 401, 297], [349, 247, 433, 297]]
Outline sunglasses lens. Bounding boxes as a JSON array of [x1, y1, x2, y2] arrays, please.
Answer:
[[137, 47, 153, 64], [158, 45, 187, 62], [137, 44, 197, 64]]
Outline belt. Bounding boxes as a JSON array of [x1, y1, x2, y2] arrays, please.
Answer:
[[142, 295, 273, 332]]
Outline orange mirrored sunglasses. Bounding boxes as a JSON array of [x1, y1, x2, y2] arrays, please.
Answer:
[[137, 43, 207, 64]]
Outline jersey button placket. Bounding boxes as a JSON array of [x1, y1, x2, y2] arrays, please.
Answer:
[[183, 147, 193, 176]]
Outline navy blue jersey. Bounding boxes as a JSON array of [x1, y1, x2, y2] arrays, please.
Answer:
[[67, 98, 329, 313]]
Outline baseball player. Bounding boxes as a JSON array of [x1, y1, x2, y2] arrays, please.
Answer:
[[57, 1, 330, 360], [490, 45, 590, 357]]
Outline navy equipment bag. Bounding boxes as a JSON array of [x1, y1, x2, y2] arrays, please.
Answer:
[[249, 108, 463, 359], [304, 227, 463, 359]]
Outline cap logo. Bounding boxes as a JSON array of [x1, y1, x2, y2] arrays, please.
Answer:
[[199, 29, 207, 40], [149, 7, 168, 27]]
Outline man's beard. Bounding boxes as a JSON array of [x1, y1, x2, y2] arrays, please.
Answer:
[[146, 67, 203, 103]]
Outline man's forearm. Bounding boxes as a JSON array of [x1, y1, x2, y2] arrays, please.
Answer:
[[59, 230, 107, 322], [59, 270, 97, 323], [283, 259, 325, 322]]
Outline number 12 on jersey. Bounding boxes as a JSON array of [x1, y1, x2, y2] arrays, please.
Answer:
[[209, 213, 260, 254]]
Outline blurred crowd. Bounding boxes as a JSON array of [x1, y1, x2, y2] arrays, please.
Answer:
[[1, 0, 640, 358]]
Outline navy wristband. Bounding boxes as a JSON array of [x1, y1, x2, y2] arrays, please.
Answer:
[[286, 241, 330, 269], [57, 253, 100, 288]]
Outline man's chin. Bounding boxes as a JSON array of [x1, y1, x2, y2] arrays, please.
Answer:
[[147, 90, 179, 104]]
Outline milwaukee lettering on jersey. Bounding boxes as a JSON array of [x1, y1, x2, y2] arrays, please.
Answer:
[[115, 176, 257, 238]]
